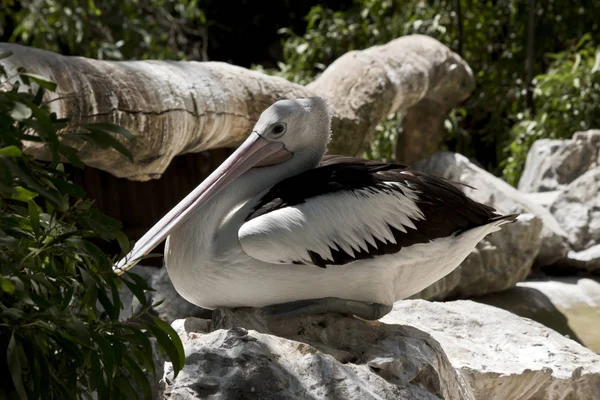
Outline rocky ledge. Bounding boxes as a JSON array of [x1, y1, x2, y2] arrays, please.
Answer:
[[161, 300, 600, 400]]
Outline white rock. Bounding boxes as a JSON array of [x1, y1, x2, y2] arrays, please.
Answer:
[[384, 300, 600, 400], [413, 213, 542, 300], [518, 278, 600, 353], [550, 166, 600, 250], [163, 309, 473, 400], [518, 132, 600, 193], [475, 286, 580, 342], [163, 301, 600, 400], [413, 151, 569, 267], [519, 278, 600, 309], [522, 190, 562, 208], [563, 244, 600, 273]]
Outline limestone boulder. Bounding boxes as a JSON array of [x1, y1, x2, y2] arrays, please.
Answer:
[[518, 278, 600, 353], [162, 300, 600, 400], [522, 190, 561, 208], [413, 213, 542, 300], [476, 278, 600, 353], [163, 308, 472, 400], [475, 286, 583, 343], [561, 244, 600, 274], [387, 300, 600, 400], [413, 151, 569, 267], [550, 166, 600, 251], [518, 130, 600, 193]]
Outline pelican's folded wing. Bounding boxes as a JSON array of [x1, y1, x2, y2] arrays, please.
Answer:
[[238, 157, 508, 268]]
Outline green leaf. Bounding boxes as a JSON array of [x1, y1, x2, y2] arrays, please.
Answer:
[[69, 238, 108, 269], [52, 333, 85, 364], [121, 276, 148, 307], [108, 337, 124, 367], [64, 131, 133, 161], [11, 186, 38, 202], [18, 338, 39, 400], [115, 373, 139, 400], [7, 332, 28, 400], [59, 285, 75, 310], [123, 328, 155, 377], [30, 340, 50, 399], [82, 122, 135, 141], [107, 277, 121, 320], [1, 308, 25, 320], [1, 158, 67, 211], [0, 161, 13, 186], [97, 286, 117, 320], [124, 354, 152, 400], [125, 271, 152, 291], [57, 143, 84, 168], [10, 102, 32, 121], [68, 317, 90, 344], [0, 146, 22, 157], [18, 73, 57, 91], [92, 332, 116, 382], [90, 352, 108, 400], [43, 175, 85, 197], [32, 86, 45, 106], [149, 316, 185, 378], [113, 230, 131, 255], [28, 200, 41, 237], [0, 277, 16, 294]]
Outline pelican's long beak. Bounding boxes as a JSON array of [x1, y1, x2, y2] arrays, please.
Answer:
[[113, 133, 290, 275]]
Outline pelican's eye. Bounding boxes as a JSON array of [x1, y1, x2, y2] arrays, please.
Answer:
[[270, 123, 287, 137]]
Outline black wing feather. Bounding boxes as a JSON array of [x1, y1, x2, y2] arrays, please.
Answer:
[[246, 155, 517, 267]]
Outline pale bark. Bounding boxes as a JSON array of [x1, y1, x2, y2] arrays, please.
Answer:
[[0, 35, 474, 180], [400, 98, 449, 165]]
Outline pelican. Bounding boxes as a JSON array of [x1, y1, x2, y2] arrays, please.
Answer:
[[114, 97, 517, 320]]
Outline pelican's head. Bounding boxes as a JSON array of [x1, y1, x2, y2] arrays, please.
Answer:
[[252, 97, 331, 157], [113, 97, 332, 274]]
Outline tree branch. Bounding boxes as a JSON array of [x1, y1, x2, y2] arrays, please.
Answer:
[[0, 35, 474, 180]]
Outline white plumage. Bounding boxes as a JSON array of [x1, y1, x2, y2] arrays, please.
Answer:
[[239, 182, 424, 266]]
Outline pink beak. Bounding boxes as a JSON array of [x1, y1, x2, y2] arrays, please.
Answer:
[[113, 133, 290, 275]]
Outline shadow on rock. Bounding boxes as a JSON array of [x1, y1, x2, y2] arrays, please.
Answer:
[[475, 286, 584, 346]]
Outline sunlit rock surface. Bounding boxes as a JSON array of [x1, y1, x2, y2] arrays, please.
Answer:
[[162, 300, 600, 400], [518, 130, 600, 193]]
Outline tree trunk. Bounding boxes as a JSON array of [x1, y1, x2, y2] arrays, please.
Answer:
[[1, 35, 474, 180], [525, 0, 536, 115]]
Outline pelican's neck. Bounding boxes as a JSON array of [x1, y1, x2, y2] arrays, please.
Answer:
[[165, 149, 324, 268]]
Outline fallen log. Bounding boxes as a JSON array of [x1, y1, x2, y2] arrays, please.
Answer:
[[0, 35, 474, 180]]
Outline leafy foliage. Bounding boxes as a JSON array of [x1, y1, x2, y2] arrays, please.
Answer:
[[273, 0, 448, 84], [1, 0, 208, 60], [0, 59, 185, 399], [265, 0, 600, 180], [503, 37, 600, 185], [3, 0, 600, 185]]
